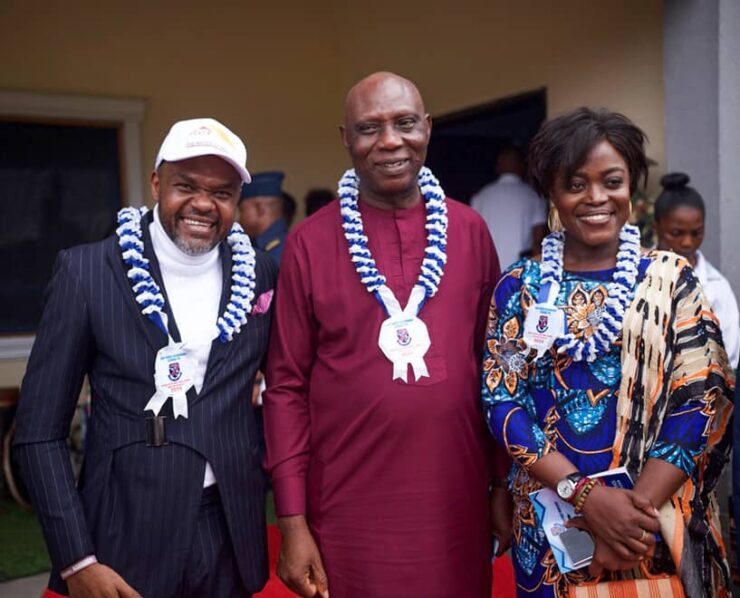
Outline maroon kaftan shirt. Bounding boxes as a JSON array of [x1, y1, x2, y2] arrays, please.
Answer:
[[264, 196, 507, 597]]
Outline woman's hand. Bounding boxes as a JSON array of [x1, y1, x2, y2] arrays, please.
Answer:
[[590, 540, 641, 577], [527, 453, 660, 560], [566, 517, 649, 576], [578, 485, 659, 560]]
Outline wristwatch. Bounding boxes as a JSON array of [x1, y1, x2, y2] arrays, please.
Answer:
[[556, 472, 585, 502]]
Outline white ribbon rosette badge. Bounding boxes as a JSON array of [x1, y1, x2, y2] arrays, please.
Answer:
[[376, 285, 431, 382], [146, 343, 196, 419], [337, 167, 448, 383]]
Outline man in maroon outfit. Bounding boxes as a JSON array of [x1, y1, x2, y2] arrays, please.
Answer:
[[263, 72, 512, 598]]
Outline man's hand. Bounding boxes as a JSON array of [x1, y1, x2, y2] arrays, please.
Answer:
[[66, 563, 141, 598], [490, 486, 513, 555], [277, 516, 329, 598], [579, 486, 659, 560]]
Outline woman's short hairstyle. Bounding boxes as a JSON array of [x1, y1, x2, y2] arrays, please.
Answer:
[[654, 172, 705, 222], [528, 107, 649, 199]]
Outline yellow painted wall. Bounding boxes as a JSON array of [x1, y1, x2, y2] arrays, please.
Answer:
[[0, 0, 664, 387], [333, 0, 665, 188], [0, 0, 346, 200]]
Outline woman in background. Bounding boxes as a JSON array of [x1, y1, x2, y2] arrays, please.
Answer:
[[482, 108, 733, 597], [653, 172, 740, 365]]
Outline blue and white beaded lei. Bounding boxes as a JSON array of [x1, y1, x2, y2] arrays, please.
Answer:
[[338, 166, 448, 311], [540, 224, 641, 362], [116, 206, 257, 343]]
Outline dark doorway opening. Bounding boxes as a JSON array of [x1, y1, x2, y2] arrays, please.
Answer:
[[0, 120, 123, 334], [426, 88, 547, 203]]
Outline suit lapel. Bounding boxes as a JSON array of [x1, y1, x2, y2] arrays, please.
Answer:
[[198, 241, 234, 395], [111, 211, 235, 397], [140, 219, 182, 343], [107, 212, 171, 353]]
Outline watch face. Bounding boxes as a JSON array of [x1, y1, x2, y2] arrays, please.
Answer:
[[557, 478, 576, 500]]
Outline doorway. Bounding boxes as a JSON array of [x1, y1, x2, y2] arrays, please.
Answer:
[[0, 119, 123, 335], [426, 88, 547, 203]]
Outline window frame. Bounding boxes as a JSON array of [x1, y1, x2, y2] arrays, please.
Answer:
[[0, 90, 146, 359]]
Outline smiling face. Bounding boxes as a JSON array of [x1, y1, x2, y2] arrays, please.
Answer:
[[151, 155, 242, 255], [654, 205, 704, 265], [341, 73, 431, 208], [550, 140, 632, 261]]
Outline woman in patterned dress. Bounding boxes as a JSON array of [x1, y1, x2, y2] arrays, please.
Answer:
[[482, 108, 733, 598]]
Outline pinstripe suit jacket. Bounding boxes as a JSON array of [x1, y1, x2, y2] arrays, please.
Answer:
[[14, 213, 275, 596]]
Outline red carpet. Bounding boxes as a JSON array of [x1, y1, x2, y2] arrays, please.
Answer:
[[43, 525, 516, 597], [255, 525, 516, 598]]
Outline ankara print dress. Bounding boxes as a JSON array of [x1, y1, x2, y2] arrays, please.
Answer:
[[481, 256, 721, 598]]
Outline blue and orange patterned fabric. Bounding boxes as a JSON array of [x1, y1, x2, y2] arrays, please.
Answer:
[[481, 254, 729, 597]]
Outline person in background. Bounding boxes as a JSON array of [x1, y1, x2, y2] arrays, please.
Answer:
[[470, 144, 546, 270], [239, 172, 289, 455], [482, 108, 733, 597], [304, 188, 335, 217], [264, 71, 511, 598], [653, 172, 740, 365], [238, 170, 288, 266]]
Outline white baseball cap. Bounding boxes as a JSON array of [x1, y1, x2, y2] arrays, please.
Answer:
[[154, 118, 252, 183]]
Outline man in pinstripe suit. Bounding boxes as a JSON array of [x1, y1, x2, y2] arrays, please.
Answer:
[[14, 118, 276, 597]]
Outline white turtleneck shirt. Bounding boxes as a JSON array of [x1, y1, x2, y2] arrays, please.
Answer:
[[150, 205, 222, 487]]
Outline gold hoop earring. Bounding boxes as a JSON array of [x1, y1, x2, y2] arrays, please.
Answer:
[[548, 204, 564, 232]]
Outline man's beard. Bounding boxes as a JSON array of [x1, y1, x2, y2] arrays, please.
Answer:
[[172, 236, 217, 256], [161, 219, 219, 256]]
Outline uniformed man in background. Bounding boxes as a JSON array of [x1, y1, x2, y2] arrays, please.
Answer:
[[238, 170, 289, 265]]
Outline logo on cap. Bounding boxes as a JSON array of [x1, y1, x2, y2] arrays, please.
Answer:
[[185, 126, 222, 151], [185, 124, 235, 150]]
